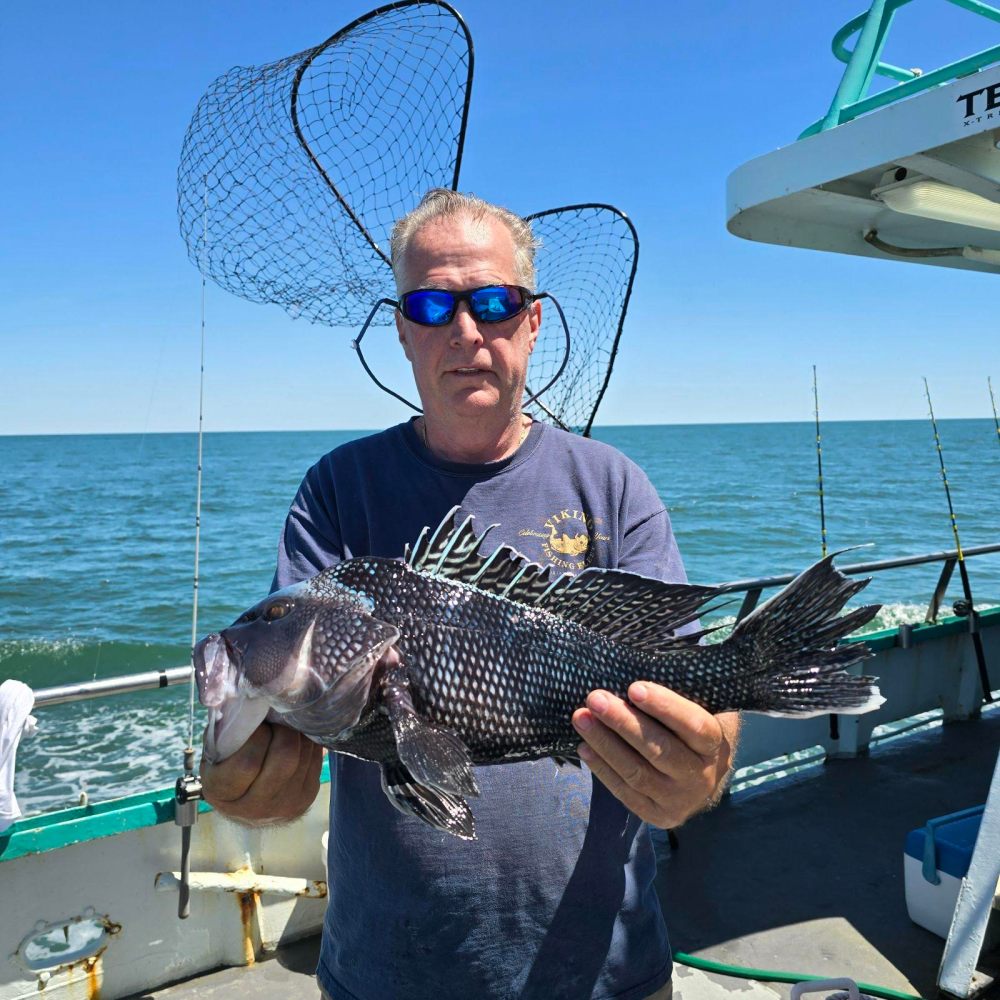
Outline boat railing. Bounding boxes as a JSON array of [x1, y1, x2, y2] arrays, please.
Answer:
[[718, 540, 1000, 623], [798, 0, 1000, 138], [25, 541, 1000, 710]]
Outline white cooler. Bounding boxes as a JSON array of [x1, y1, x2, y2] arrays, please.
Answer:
[[903, 804, 985, 938]]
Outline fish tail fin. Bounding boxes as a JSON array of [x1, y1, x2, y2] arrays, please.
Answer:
[[726, 553, 884, 718]]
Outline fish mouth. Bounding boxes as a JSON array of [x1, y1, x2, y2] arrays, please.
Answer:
[[195, 632, 270, 764], [193, 633, 238, 708], [195, 626, 401, 763]]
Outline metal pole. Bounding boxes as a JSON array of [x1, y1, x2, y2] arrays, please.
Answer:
[[821, 0, 895, 130], [33, 666, 193, 708]]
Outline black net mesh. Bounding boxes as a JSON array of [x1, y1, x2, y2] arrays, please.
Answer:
[[177, 1, 472, 326], [526, 205, 638, 434], [177, 3, 640, 432]]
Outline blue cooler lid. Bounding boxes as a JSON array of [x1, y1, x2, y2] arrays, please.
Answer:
[[905, 805, 985, 884]]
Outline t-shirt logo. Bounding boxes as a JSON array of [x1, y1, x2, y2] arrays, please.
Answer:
[[518, 508, 610, 572], [548, 526, 589, 558]]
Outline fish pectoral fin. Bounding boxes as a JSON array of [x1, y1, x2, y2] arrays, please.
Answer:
[[393, 715, 479, 796], [381, 763, 476, 841], [382, 666, 479, 797]]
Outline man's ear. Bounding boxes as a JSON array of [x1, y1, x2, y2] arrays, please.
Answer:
[[526, 299, 542, 354], [396, 311, 413, 362]]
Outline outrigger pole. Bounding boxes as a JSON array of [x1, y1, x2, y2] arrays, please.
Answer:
[[923, 378, 993, 704]]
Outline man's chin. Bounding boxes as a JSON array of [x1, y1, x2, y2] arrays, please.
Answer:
[[446, 387, 503, 412]]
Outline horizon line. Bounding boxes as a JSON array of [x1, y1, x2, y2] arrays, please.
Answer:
[[2, 415, 995, 439]]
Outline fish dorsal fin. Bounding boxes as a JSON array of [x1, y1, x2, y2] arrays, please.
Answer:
[[405, 509, 721, 649], [405, 508, 553, 601], [538, 569, 721, 650], [405, 510, 492, 578]]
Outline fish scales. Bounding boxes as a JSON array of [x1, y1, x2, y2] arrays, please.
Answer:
[[325, 569, 724, 760], [195, 508, 884, 839]]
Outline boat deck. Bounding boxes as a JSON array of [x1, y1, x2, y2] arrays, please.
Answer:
[[128, 711, 1000, 1000], [659, 710, 1000, 999]]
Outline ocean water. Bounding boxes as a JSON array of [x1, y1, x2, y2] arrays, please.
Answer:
[[3, 420, 999, 814]]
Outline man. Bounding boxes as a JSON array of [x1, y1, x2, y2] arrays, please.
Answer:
[[202, 190, 739, 999]]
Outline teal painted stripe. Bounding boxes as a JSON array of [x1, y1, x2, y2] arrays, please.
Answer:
[[843, 605, 1000, 652], [0, 755, 332, 863]]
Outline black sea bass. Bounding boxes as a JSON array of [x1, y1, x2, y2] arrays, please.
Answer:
[[195, 509, 883, 839]]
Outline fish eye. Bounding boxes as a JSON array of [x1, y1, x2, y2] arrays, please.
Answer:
[[263, 600, 292, 622]]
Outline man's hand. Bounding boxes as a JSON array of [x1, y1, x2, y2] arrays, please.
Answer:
[[571, 683, 739, 829], [200, 721, 324, 826]]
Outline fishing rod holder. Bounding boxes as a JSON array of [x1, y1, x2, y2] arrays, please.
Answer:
[[173, 746, 203, 920], [898, 622, 914, 650]]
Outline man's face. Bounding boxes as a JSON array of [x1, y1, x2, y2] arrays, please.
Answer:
[[395, 214, 541, 426]]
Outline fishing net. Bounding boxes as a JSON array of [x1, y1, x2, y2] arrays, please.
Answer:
[[525, 205, 638, 434], [177, 2, 640, 432], [177, 1, 473, 326]]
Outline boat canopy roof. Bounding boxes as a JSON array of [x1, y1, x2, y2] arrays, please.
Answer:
[[727, 0, 1000, 274]]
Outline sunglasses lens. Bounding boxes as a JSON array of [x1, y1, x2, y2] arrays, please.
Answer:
[[400, 286, 530, 326], [470, 286, 527, 322], [403, 289, 455, 326]]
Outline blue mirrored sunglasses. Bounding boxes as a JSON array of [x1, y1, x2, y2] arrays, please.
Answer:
[[393, 284, 534, 326]]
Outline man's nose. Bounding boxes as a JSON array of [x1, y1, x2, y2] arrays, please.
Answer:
[[449, 302, 484, 346]]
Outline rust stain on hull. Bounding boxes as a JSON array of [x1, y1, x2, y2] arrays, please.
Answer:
[[84, 954, 101, 999], [236, 890, 260, 966], [38, 949, 105, 998]]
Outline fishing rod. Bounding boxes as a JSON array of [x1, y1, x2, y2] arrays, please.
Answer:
[[172, 180, 211, 921], [990, 376, 999, 450], [812, 367, 837, 740], [813, 366, 828, 558], [923, 378, 993, 704]]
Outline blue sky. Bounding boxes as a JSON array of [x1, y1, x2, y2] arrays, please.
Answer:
[[2, 0, 997, 434]]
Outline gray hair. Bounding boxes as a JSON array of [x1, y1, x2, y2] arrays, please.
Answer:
[[390, 189, 541, 291]]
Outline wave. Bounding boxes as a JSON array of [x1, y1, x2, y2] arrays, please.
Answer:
[[0, 638, 190, 689]]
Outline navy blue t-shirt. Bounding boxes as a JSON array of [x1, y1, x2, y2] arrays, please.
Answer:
[[273, 419, 687, 1000]]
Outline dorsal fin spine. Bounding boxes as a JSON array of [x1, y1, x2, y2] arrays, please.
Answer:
[[432, 514, 472, 575], [470, 545, 505, 584], [538, 576, 567, 602], [500, 564, 531, 597], [407, 526, 430, 567]]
